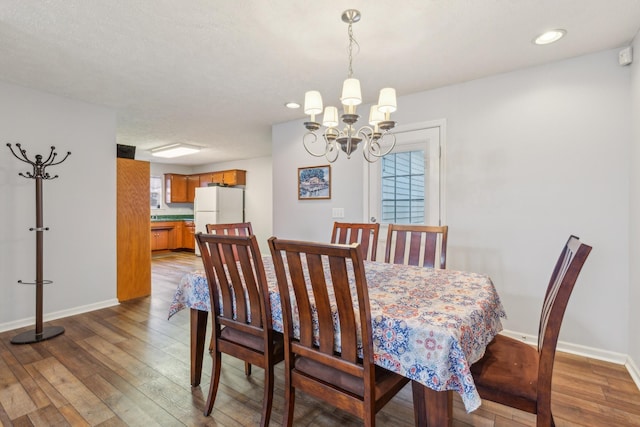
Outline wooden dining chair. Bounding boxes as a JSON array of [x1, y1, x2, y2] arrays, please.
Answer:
[[268, 237, 410, 427], [470, 235, 592, 427], [384, 224, 448, 268], [205, 221, 253, 235], [204, 222, 255, 359], [331, 221, 380, 261], [195, 233, 284, 426]]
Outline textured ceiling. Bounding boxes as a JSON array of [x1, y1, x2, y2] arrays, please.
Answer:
[[1, 1, 639, 165]]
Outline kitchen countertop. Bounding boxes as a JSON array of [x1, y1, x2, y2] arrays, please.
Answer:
[[150, 215, 194, 222]]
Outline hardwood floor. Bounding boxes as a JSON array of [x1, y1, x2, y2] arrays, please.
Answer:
[[1, 251, 639, 426]]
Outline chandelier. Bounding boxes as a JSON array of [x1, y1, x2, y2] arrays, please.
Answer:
[[303, 9, 397, 163]]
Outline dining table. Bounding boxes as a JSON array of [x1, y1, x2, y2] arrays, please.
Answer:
[[168, 256, 506, 426]]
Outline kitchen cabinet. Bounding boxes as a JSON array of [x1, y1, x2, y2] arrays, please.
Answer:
[[199, 169, 246, 187], [151, 221, 179, 250], [165, 173, 188, 203], [221, 169, 246, 186], [182, 221, 196, 251], [151, 228, 170, 251], [150, 220, 195, 252], [166, 170, 246, 204], [187, 175, 200, 202]]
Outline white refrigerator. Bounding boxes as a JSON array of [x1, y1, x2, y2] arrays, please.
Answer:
[[194, 186, 244, 255]]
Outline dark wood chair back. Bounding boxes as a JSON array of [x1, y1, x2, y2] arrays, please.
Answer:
[[331, 221, 380, 261], [384, 224, 448, 268], [205, 221, 253, 236], [471, 235, 592, 426], [205, 222, 254, 263], [195, 233, 283, 426], [268, 237, 409, 426]]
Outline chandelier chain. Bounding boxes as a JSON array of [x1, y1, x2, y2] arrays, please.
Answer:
[[347, 22, 359, 79]]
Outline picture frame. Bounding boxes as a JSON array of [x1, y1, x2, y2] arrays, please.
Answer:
[[298, 165, 331, 200]]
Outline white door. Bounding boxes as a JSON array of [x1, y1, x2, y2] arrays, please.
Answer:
[[365, 120, 444, 261]]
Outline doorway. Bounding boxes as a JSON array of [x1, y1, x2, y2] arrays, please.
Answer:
[[364, 120, 445, 260]]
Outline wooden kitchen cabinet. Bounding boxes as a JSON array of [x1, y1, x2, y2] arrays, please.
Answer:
[[199, 169, 246, 187], [187, 175, 200, 202], [151, 222, 179, 250], [165, 173, 188, 203], [150, 221, 195, 251], [151, 228, 170, 250], [166, 170, 246, 204], [182, 221, 196, 251], [221, 169, 246, 186]]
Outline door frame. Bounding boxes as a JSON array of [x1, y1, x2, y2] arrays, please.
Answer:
[[362, 118, 447, 226]]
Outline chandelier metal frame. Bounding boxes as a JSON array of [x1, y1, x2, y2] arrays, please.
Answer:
[[302, 9, 397, 163]]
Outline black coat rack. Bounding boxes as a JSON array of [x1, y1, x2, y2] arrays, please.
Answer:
[[6, 143, 71, 344]]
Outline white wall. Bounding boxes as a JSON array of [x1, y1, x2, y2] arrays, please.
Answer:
[[0, 81, 117, 331], [629, 37, 640, 371], [194, 156, 273, 254], [272, 121, 366, 243], [273, 48, 631, 356]]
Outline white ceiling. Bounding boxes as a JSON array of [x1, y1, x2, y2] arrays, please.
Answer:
[[1, 1, 639, 165]]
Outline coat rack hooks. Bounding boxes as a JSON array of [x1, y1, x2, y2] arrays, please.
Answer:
[[6, 143, 71, 344]]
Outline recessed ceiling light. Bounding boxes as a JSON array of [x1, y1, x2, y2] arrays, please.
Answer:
[[285, 102, 300, 109], [533, 29, 566, 45]]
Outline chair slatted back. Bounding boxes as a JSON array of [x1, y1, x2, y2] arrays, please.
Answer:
[[205, 222, 254, 263], [331, 222, 380, 261], [196, 233, 270, 336], [268, 238, 374, 377], [384, 224, 448, 268], [537, 235, 592, 386], [206, 222, 253, 236]]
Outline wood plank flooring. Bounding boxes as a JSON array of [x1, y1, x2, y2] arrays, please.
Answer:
[[1, 251, 639, 426]]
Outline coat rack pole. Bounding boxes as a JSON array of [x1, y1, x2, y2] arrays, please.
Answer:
[[6, 143, 70, 344]]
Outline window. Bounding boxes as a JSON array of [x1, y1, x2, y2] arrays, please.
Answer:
[[381, 151, 425, 224], [150, 176, 162, 209]]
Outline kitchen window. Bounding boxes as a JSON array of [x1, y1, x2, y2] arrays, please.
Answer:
[[150, 176, 162, 209]]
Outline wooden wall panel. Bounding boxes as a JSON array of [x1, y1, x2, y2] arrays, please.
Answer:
[[117, 158, 151, 301]]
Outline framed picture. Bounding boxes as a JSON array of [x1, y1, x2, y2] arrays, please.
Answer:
[[298, 165, 331, 200]]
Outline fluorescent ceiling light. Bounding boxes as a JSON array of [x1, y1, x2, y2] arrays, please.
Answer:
[[533, 29, 566, 45], [151, 143, 200, 158], [285, 101, 300, 109]]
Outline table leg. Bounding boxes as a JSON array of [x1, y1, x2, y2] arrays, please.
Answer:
[[412, 381, 453, 427], [190, 308, 208, 387]]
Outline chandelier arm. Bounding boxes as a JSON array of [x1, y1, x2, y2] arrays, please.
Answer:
[[366, 131, 397, 158], [358, 126, 378, 163], [303, 131, 330, 157], [325, 142, 340, 163]]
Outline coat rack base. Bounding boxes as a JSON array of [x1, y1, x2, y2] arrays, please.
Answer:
[[11, 326, 65, 344]]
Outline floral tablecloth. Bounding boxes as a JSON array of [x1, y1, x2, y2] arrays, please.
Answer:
[[168, 257, 506, 412]]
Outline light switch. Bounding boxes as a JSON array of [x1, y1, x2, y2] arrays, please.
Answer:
[[332, 208, 345, 218]]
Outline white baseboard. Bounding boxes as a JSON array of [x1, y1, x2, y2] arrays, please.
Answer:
[[0, 299, 120, 333], [501, 329, 627, 363], [500, 329, 638, 390], [626, 355, 640, 391]]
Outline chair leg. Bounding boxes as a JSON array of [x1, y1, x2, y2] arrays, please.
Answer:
[[259, 365, 275, 427], [245, 361, 252, 376], [283, 385, 295, 427], [204, 350, 222, 416], [537, 413, 555, 427], [363, 409, 375, 427]]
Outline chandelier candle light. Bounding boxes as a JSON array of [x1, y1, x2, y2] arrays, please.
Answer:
[[303, 9, 397, 163]]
